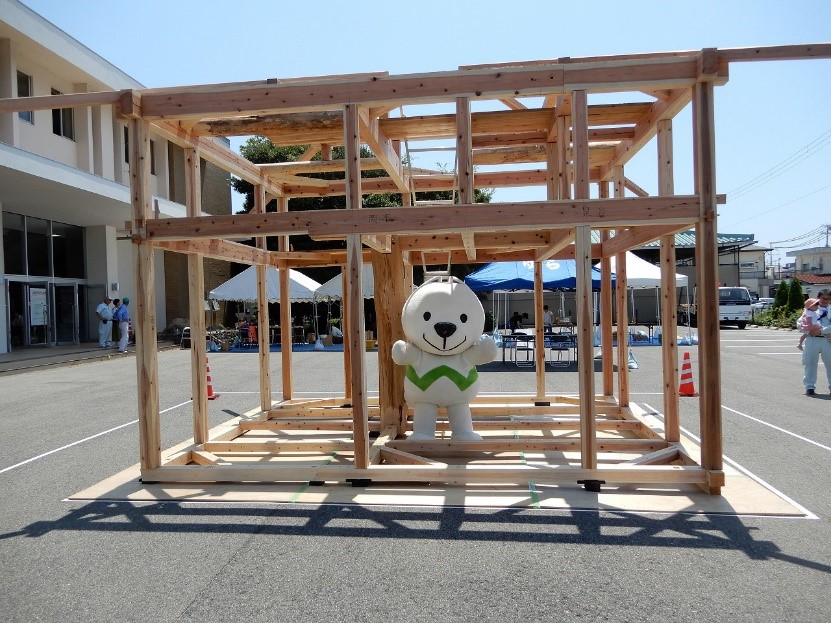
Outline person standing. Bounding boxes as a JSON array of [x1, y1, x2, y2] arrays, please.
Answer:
[[113, 297, 131, 353], [543, 305, 554, 331], [802, 289, 831, 396], [95, 295, 113, 348]]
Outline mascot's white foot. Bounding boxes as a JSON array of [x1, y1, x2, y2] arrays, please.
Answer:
[[451, 430, 483, 441], [408, 432, 437, 441]]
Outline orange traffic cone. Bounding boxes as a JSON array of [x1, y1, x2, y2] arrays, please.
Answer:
[[679, 351, 697, 397], [206, 355, 219, 400]]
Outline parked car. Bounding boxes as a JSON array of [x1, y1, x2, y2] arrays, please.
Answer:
[[751, 297, 775, 311]]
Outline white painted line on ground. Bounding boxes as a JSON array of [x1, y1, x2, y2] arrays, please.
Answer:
[[0, 400, 193, 475], [721, 405, 831, 453], [642, 402, 818, 520]]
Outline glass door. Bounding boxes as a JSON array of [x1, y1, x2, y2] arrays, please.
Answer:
[[26, 282, 49, 347], [53, 284, 78, 344]]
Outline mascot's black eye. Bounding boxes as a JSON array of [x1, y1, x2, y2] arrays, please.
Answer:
[[460, 314, 468, 323], [423, 311, 431, 321]]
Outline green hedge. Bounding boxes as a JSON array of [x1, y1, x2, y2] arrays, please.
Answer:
[[750, 307, 802, 329]]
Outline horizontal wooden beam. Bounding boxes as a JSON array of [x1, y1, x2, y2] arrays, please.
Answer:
[[138, 57, 704, 120], [145, 196, 699, 242], [0, 90, 122, 113], [154, 238, 274, 265]]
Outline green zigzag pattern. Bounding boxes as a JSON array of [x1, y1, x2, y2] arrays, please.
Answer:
[[405, 364, 478, 392]]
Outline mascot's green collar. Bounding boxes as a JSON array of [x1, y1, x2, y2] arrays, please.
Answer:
[[405, 364, 478, 392]]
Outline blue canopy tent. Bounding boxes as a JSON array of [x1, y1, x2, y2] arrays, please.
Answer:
[[464, 260, 607, 291]]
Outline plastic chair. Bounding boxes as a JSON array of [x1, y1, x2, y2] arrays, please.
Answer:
[[546, 334, 573, 368]]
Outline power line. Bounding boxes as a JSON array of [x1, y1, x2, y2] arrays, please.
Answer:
[[724, 184, 831, 227], [770, 225, 825, 245], [726, 128, 831, 202]]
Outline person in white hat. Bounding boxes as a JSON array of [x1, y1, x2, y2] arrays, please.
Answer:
[[113, 297, 131, 353], [802, 289, 831, 396]]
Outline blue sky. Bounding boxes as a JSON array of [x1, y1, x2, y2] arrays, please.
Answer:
[[21, 0, 831, 264]]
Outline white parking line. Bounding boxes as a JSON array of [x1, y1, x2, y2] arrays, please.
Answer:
[[0, 400, 192, 475], [721, 405, 831, 453], [642, 403, 818, 520]]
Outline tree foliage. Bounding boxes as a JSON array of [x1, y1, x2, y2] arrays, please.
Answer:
[[230, 136, 495, 282], [772, 279, 790, 310], [787, 277, 805, 313]]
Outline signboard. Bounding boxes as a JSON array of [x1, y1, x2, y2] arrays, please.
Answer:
[[29, 288, 47, 326]]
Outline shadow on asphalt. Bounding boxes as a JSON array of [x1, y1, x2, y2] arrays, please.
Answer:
[[3, 502, 829, 574]]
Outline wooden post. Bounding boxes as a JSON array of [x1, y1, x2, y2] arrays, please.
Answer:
[[373, 241, 407, 435], [277, 196, 292, 400], [612, 166, 630, 407], [556, 96, 571, 201], [341, 269, 352, 401], [185, 147, 208, 444], [130, 117, 160, 470], [572, 90, 596, 470], [599, 181, 614, 397], [254, 185, 271, 412], [693, 81, 723, 493], [345, 103, 369, 468], [534, 261, 545, 399], [657, 119, 680, 442]]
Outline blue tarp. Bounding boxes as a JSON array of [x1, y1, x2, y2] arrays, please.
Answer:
[[464, 260, 608, 291]]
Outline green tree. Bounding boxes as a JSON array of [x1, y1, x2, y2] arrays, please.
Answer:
[[772, 280, 790, 310], [788, 276, 805, 312]]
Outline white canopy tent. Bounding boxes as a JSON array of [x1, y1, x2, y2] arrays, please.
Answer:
[[606, 252, 688, 289], [208, 266, 321, 303], [599, 252, 691, 337], [316, 265, 375, 299]]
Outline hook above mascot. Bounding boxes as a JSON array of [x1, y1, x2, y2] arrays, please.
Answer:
[[392, 276, 497, 441]]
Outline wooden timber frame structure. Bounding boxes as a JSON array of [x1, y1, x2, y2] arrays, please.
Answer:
[[5, 44, 829, 494]]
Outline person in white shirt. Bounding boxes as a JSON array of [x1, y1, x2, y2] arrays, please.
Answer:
[[95, 295, 113, 348], [802, 289, 831, 396]]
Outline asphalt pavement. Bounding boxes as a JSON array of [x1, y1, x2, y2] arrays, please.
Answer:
[[1, 327, 830, 622]]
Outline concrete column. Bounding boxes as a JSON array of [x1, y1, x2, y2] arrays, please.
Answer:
[[0, 38, 19, 146]]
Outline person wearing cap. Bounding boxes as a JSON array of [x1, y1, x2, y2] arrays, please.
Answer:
[[112, 297, 131, 354], [796, 298, 821, 352], [95, 294, 113, 348], [802, 289, 831, 396]]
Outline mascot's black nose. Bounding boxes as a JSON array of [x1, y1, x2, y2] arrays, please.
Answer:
[[434, 322, 457, 338]]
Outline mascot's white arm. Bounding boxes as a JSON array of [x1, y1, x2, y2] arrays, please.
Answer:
[[392, 340, 420, 365], [465, 334, 498, 365]]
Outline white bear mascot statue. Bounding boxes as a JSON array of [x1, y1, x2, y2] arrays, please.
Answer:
[[392, 276, 497, 441]]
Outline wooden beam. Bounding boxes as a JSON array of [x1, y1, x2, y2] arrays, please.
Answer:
[[600, 223, 691, 257], [693, 81, 722, 494], [0, 89, 122, 113], [185, 147, 208, 445], [153, 238, 273, 266], [358, 108, 409, 192], [138, 57, 706, 119], [345, 104, 370, 469], [534, 228, 575, 262], [130, 118, 161, 471]]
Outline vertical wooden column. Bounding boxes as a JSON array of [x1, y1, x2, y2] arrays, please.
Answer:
[[657, 119, 680, 441], [129, 117, 160, 470], [277, 196, 292, 400], [534, 261, 545, 400], [556, 95, 571, 201], [373, 242, 407, 434], [598, 184, 614, 397], [344, 103, 369, 468], [254, 185, 271, 412], [693, 81, 723, 493], [613, 166, 630, 407], [572, 90, 596, 469], [185, 147, 208, 444], [456, 97, 473, 205], [341, 269, 352, 401]]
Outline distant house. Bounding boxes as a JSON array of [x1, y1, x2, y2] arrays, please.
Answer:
[[0, 0, 231, 352]]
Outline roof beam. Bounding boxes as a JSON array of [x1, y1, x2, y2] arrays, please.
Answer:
[[145, 196, 700, 242]]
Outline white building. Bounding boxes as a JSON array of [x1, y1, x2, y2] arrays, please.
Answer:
[[0, 0, 230, 352]]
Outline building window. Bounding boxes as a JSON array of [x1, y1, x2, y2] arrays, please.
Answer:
[[150, 139, 156, 175], [124, 125, 129, 163], [51, 88, 74, 140], [16, 71, 33, 124]]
